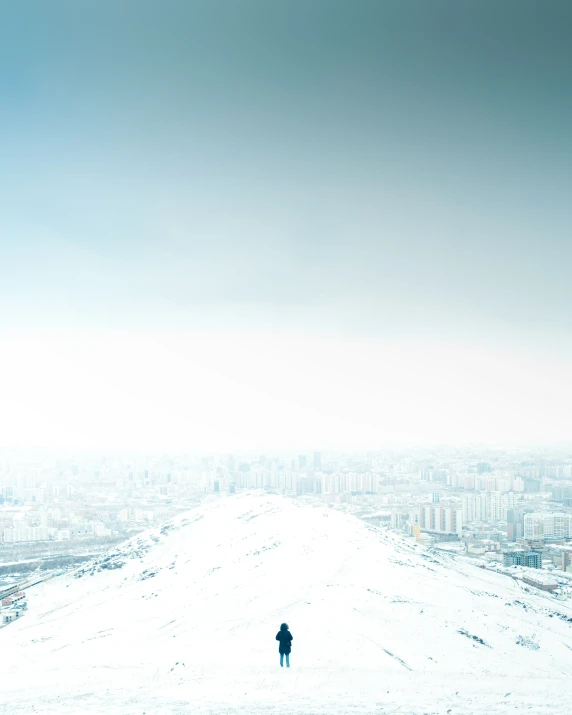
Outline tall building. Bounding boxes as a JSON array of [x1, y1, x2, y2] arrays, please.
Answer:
[[525, 551, 543, 569], [298, 455, 307, 470], [297, 477, 320, 495], [506, 509, 525, 542], [462, 491, 518, 524], [462, 492, 486, 523], [463, 475, 476, 490], [391, 511, 410, 530], [2, 526, 50, 543], [512, 477, 525, 492], [524, 513, 572, 540], [551, 485, 572, 506], [419, 505, 462, 537], [313, 452, 322, 471], [503, 550, 542, 568], [489, 491, 512, 521]]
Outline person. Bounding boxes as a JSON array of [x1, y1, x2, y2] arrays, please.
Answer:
[[276, 622, 293, 667]]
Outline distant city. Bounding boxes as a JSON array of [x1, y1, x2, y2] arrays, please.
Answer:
[[3, 445, 572, 621]]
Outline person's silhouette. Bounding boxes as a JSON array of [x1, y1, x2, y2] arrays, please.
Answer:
[[276, 622, 293, 667]]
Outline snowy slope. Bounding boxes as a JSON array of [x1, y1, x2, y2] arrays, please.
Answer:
[[2, 493, 572, 714]]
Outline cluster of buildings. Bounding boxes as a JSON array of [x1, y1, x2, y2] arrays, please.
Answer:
[[523, 512, 572, 540], [2, 447, 572, 594], [462, 491, 519, 522], [417, 502, 463, 538], [0, 457, 210, 555], [0, 589, 27, 626]]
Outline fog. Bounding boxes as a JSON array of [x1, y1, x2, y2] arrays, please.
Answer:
[[0, 333, 571, 451], [2, 2, 572, 713]]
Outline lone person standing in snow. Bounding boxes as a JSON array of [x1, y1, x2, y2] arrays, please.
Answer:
[[276, 622, 293, 667]]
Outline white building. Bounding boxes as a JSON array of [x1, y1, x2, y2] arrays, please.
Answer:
[[524, 513, 572, 540], [2, 526, 50, 543], [462, 491, 519, 524], [462, 493, 487, 523], [419, 505, 462, 537]]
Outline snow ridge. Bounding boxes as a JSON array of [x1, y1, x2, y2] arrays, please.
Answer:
[[1, 493, 572, 714]]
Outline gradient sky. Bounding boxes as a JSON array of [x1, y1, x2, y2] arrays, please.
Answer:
[[0, 1, 571, 450]]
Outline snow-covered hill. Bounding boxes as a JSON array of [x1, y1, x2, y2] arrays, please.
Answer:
[[2, 493, 572, 714]]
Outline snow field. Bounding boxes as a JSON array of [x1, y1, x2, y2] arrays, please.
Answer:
[[1, 493, 572, 713]]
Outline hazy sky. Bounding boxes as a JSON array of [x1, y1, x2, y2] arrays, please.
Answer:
[[1, 2, 571, 450]]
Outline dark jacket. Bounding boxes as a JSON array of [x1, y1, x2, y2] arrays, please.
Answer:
[[276, 626, 293, 654]]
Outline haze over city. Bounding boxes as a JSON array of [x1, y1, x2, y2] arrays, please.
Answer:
[[1, 2, 572, 714]]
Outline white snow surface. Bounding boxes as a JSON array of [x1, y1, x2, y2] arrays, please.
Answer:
[[2, 493, 572, 714]]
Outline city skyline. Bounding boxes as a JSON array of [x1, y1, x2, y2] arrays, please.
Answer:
[[3, 440, 572, 712], [2, 5, 572, 712]]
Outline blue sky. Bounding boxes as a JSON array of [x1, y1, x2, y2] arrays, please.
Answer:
[[0, 1, 571, 449]]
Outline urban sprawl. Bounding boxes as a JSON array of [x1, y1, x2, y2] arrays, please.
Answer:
[[2, 447, 572, 626]]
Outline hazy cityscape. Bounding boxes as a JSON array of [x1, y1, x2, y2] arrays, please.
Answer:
[[2, 0, 572, 713], [4, 445, 572, 611]]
